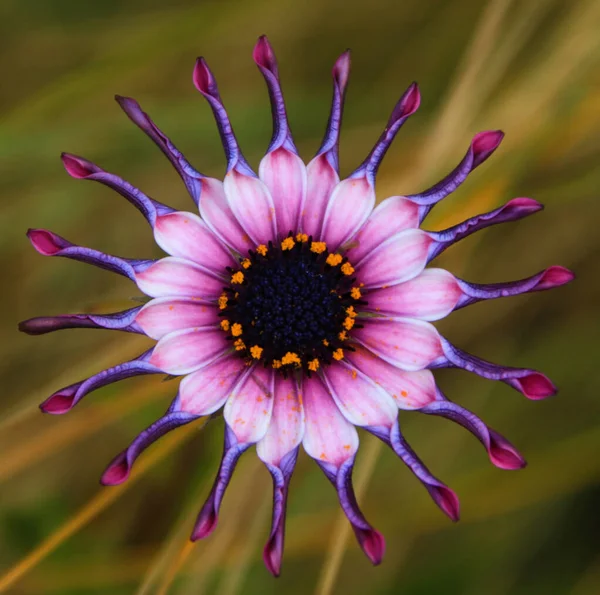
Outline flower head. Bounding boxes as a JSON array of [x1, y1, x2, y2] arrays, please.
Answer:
[[20, 35, 574, 576]]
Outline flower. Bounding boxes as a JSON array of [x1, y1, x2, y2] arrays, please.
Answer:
[[20, 35, 574, 576]]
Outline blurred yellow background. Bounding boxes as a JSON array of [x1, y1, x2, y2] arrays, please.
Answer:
[[2, 0, 600, 593]]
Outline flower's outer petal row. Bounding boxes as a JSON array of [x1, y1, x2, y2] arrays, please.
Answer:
[[302, 51, 350, 238], [345, 344, 439, 410], [101, 410, 198, 486], [27, 229, 154, 282], [136, 297, 220, 340], [60, 153, 174, 227], [154, 211, 236, 274], [134, 257, 224, 299], [148, 326, 229, 376], [301, 377, 384, 565], [178, 352, 247, 415], [115, 95, 205, 205], [437, 338, 557, 400], [409, 130, 504, 223], [321, 82, 420, 250], [355, 229, 433, 289], [191, 425, 251, 541], [19, 307, 143, 336], [345, 196, 420, 263], [455, 266, 575, 309], [421, 396, 526, 469], [39, 349, 160, 414], [365, 269, 462, 321], [426, 198, 543, 262]]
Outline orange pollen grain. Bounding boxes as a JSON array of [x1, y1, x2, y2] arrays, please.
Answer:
[[218, 294, 228, 310], [322, 339, 329, 346], [231, 323, 243, 337], [326, 253, 343, 266], [220, 320, 230, 331], [310, 241, 327, 254], [233, 338, 246, 351], [338, 330, 348, 341], [256, 244, 268, 256], [341, 262, 355, 276], [343, 317, 355, 331], [250, 345, 263, 359], [272, 360, 282, 369], [296, 233, 309, 242], [350, 287, 362, 299], [346, 306, 357, 318], [281, 237, 295, 251], [333, 348, 344, 361], [281, 352, 301, 366], [241, 258, 251, 269], [307, 358, 320, 372], [231, 271, 244, 284]]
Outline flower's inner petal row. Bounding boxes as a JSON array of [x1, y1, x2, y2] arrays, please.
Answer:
[[101, 409, 197, 486], [420, 398, 526, 469], [455, 265, 575, 310], [438, 338, 557, 400], [302, 51, 350, 238], [191, 426, 251, 541], [426, 198, 543, 262], [320, 82, 420, 250], [409, 130, 504, 223], [115, 95, 204, 205], [178, 353, 247, 415], [149, 326, 228, 375], [27, 229, 154, 282], [39, 349, 160, 414], [354, 229, 433, 289], [344, 196, 420, 264], [134, 257, 224, 299], [60, 153, 174, 228], [136, 298, 219, 340], [345, 344, 438, 410], [19, 307, 143, 336], [364, 268, 462, 321], [353, 317, 443, 372], [154, 211, 236, 273]]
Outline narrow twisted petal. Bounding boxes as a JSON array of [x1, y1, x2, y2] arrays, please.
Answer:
[[115, 95, 204, 204], [455, 266, 575, 309], [353, 317, 443, 372], [40, 349, 160, 414], [19, 306, 143, 335], [408, 130, 504, 222], [302, 51, 350, 238], [345, 344, 438, 410], [135, 297, 219, 340], [192, 57, 254, 176], [426, 198, 543, 261], [364, 268, 462, 321], [191, 425, 250, 541], [437, 338, 557, 399], [27, 229, 154, 281], [345, 196, 420, 264], [420, 397, 526, 469], [101, 410, 197, 486], [149, 326, 229, 375], [61, 153, 173, 227]]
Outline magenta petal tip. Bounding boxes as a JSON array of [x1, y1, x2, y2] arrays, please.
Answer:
[[360, 529, 386, 565], [192, 57, 214, 95], [61, 152, 97, 179], [540, 265, 575, 287], [253, 35, 277, 72], [263, 540, 282, 577], [506, 197, 543, 212], [27, 229, 65, 256], [100, 453, 131, 486], [488, 430, 527, 470], [432, 485, 461, 522], [39, 392, 77, 415], [514, 372, 557, 400], [333, 49, 351, 87], [391, 82, 420, 122], [190, 511, 218, 542]]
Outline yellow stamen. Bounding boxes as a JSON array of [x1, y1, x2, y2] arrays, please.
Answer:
[[231, 323, 243, 337], [333, 348, 344, 361], [256, 244, 268, 256], [341, 262, 355, 276], [272, 360, 282, 369], [234, 338, 246, 351], [308, 358, 320, 372], [241, 258, 251, 269], [296, 233, 309, 242], [250, 345, 263, 359], [326, 253, 343, 266], [338, 330, 347, 341], [350, 287, 362, 299], [343, 317, 355, 331], [281, 352, 301, 366], [218, 293, 228, 310], [322, 339, 329, 346], [231, 271, 244, 284], [346, 306, 357, 318], [310, 241, 327, 254], [220, 320, 230, 331], [281, 237, 295, 251]]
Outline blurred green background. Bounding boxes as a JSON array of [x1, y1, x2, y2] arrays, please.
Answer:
[[2, 0, 600, 593]]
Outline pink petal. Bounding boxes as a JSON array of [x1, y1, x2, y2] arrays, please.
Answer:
[[354, 229, 432, 288], [148, 327, 228, 375], [134, 257, 224, 299], [198, 177, 253, 255], [259, 148, 307, 236], [223, 170, 277, 245], [257, 376, 305, 466], [353, 317, 443, 372], [345, 344, 438, 410], [320, 177, 375, 251], [301, 376, 358, 466], [154, 211, 236, 273], [224, 366, 275, 444], [303, 154, 340, 238], [136, 297, 219, 340], [345, 196, 420, 263], [365, 268, 462, 320], [178, 353, 247, 415], [321, 361, 397, 427]]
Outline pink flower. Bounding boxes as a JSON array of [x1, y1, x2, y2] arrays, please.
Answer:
[[20, 36, 574, 576]]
